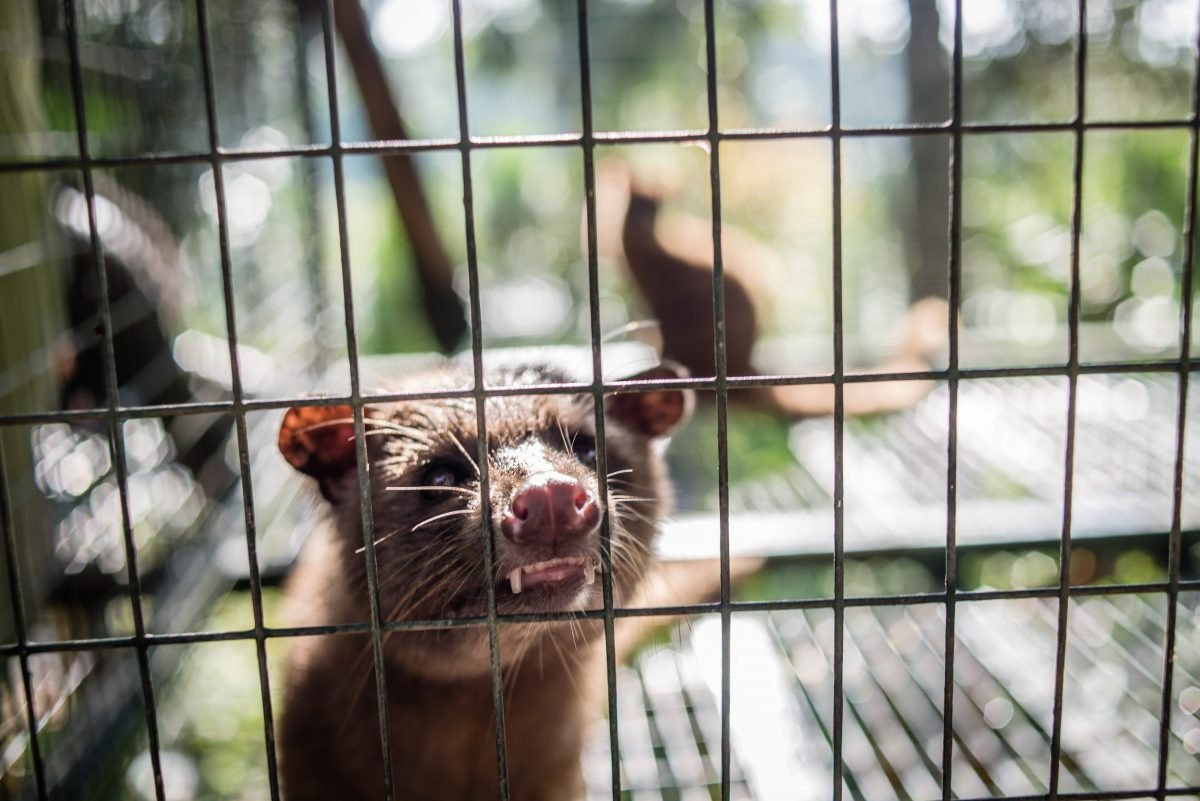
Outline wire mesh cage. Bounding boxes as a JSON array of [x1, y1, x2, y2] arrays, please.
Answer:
[[0, 1, 1198, 800]]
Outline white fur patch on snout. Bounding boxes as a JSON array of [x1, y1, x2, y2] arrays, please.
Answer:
[[493, 438, 560, 475]]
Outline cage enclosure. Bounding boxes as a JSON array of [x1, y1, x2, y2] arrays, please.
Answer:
[[0, 1, 1198, 800]]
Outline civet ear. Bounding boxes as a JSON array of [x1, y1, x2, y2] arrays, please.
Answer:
[[605, 361, 693, 438], [278, 403, 363, 490]]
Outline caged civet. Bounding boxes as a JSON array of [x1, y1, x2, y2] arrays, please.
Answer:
[[275, 361, 693, 801]]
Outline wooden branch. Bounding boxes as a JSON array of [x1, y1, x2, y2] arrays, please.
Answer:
[[333, 1, 466, 352]]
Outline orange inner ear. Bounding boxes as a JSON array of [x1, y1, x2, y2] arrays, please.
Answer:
[[278, 403, 360, 479], [607, 389, 687, 438], [606, 364, 691, 438]]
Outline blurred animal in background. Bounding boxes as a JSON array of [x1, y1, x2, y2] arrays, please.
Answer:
[[620, 171, 763, 380], [601, 161, 949, 418], [52, 175, 234, 491]]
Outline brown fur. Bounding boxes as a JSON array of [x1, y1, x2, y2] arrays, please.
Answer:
[[622, 187, 760, 380], [278, 363, 691, 801], [620, 178, 946, 418]]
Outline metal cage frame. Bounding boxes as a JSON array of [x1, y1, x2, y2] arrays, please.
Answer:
[[1, 1, 1198, 800]]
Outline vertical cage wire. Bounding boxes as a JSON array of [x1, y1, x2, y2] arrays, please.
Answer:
[[317, 1, 398, 798], [189, 1, 282, 799], [449, 0, 513, 796], [825, 0, 848, 797], [571, 2, 625, 798], [1046, 0, 1090, 795], [61, 2, 168, 799], [192, 3, 285, 796], [698, 0, 737, 797], [1156, 4, 1200, 798], [941, 0, 965, 797]]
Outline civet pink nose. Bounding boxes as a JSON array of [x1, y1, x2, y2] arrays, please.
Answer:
[[501, 472, 600, 544]]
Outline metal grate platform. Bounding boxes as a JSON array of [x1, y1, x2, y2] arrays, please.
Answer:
[[585, 594, 1200, 800], [4, 364, 1197, 800], [660, 370, 1199, 561]]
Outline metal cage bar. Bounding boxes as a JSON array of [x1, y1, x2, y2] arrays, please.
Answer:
[[190, 1, 282, 798], [4, 579, 1200, 658], [4, 360, 1200, 430], [9, 118, 1200, 175], [698, 1, 736, 798], [3, 579, 1200, 657], [0, 1, 1197, 800], [1046, 1, 1091, 795], [448, 0, 513, 796], [317, 0, 398, 797], [570, 3, 625, 799], [825, 0, 849, 797], [60, 2, 168, 799], [1155, 4, 1200, 799], [941, 0, 966, 798]]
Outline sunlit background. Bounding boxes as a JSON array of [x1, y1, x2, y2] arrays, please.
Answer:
[[1, 0, 1198, 799]]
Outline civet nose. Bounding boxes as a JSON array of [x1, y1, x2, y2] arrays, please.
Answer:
[[501, 472, 600, 545]]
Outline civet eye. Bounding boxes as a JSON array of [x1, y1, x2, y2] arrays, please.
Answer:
[[571, 434, 597, 468], [419, 461, 468, 502]]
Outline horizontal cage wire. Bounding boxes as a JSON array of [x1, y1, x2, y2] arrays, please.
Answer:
[[0, 1, 1197, 801]]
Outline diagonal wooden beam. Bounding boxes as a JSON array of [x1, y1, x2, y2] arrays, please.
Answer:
[[333, 0, 467, 352]]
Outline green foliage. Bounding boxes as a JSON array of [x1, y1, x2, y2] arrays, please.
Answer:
[[665, 401, 797, 510], [1111, 548, 1166, 585], [150, 590, 288, 801], [356, 185, 441, 355]]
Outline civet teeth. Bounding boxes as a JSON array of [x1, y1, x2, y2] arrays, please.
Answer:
[[506, 557, 593, 594]]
